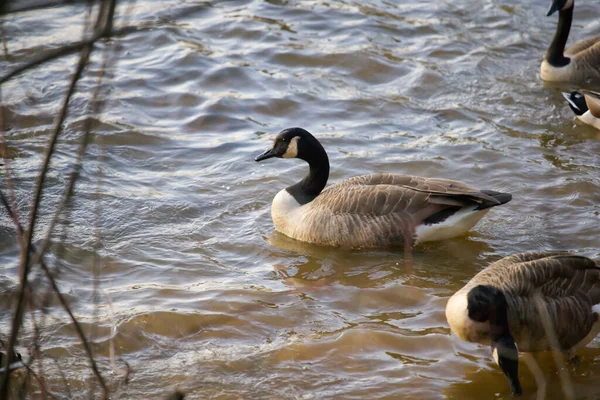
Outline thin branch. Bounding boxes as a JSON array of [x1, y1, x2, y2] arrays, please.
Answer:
[[1, 0, 89, 16], [1, 0, 210, 86], [30, 310, 48, 399], [0, 0, 124, 395], [0, 24, 140, 85], [0, 188, 107, 399], [51, 357, 73, 399], [0, 0, 109, 389], [533, 293, 575, 400], [0, 88, 22, 249], [0, 42, 94, 399], [30, 5, 116, 293]]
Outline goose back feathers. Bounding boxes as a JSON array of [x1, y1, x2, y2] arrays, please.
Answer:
[[256, 128, 512, 248], [541, 0, 600, 82]]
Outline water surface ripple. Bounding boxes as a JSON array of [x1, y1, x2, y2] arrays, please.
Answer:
[[1, 0, 600, 398]]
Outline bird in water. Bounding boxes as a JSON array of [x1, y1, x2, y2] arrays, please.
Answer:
[[255, 127, 511, 248], [541, 0, 600, 82], [446, 252, 600, 396]]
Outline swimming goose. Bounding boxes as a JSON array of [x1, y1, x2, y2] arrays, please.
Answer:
[[445, 251, 600, 395], [254, 127, 512, 248], [540, 0, 600, 82], [562, 89, 600, 129]]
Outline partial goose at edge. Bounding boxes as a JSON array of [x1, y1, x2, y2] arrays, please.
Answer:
[[563, 89, 600, 129], [541, 0, 600, 83], [446, 251, 600, 396]]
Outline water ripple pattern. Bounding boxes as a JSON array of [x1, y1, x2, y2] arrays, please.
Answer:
[[1, 0, 600, 398]]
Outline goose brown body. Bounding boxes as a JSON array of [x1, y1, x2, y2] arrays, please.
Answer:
[[272, 173, 505, 248], [447, 251, 600, 352]]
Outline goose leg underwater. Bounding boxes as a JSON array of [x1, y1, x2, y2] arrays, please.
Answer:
[[446, 252, 600, 396], [255, 127, 512, 249]]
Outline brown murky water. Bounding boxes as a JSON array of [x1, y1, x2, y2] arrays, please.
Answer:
[[2, 0, 600, 398]]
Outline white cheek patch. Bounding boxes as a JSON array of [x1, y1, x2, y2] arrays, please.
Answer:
[[282, 136, 300, 158], [563, 0, 573, 9]]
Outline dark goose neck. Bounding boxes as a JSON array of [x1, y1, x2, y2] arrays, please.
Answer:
[[489, 296, 511, 338], [488, 294, 522, 395], [285, 142, 329, 205], [546, 6, 573, 67]]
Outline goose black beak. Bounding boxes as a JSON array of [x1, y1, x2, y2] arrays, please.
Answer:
[[546, 2, 559, 16], [255, 148, 275, 162]]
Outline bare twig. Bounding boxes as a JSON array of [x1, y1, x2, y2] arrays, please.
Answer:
[[51, 357, 73, 399], [30, 310, 48, 399], [0, 1, 116, 394], [0, 88, 22, 249], [0, 186, 108, 399], [30, 0, 118, 294], [533, 293, 575, 400], [0, 0, 128, 394], [521, 353, 547, 400], [0, 42, 94, 399], [0, 24, 139, 85], [1, 0, 89, 16]]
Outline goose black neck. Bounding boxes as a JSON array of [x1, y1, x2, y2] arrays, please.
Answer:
[[547, 7, 573, 67], [489, 295, 522, 395], [285, 144, 329, 205], [488, 292, 511, 338]]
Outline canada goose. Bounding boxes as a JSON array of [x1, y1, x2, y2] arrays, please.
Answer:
[[562, 89, 600, 129], [254, 127, 512, 248], [445, 251, 600, 395], [540, 0, 600, 82]]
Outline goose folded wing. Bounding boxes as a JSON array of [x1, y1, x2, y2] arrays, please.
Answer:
[[338, 173, 479, 193], [566, 35, 600, 56], [487, 251, 573, 271], [501, 255, 600, 349], [497, 254, 600, 295], [332, 173, 500, 207], [510, 291, 597, 350], [316, 181, 492, 224]]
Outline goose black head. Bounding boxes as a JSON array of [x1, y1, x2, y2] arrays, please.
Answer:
[[468, 285, 521, 396], [547, 0, 573, 16], [255, 127, 320, 162], [467, 284, 507, 323], [562, 91, 588, 116]]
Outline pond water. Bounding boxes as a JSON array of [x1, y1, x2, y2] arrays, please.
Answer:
[[1, 0, 600, 398]]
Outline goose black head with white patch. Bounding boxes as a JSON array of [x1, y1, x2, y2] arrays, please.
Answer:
[[255, 127, 330, 205]]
